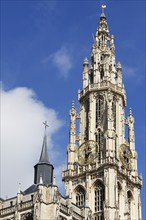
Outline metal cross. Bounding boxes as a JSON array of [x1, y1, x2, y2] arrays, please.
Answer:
[[43, 121, 49, 131]]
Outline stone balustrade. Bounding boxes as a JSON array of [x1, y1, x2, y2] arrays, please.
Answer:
[[62, 157, 142, 187], [0, 200, 33, 217], [78, 81, 126, 104]]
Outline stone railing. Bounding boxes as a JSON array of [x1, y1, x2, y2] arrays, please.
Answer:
[[118, 167, 142, 186], [60, 203, 68, 215], [18, 200, 33, 211], [0, 206, 15, 216], [62, 157, 119, 179], [0, 200, 33, 217], [72, 211, 83, 220], [78, 81, 126, 102]]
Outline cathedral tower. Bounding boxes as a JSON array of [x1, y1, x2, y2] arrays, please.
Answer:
[[62, 6, 142, 220]]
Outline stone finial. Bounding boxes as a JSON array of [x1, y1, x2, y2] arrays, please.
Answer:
[[71, 100, 75, 109], [53, 176, 56, 185], [17, 183, 21, 194], [117, 62, 122, 69], [83, 57, 89, 66], [129, 107, 133, 116], [39, 174, 43, 184], [110, 35, 114, 44]]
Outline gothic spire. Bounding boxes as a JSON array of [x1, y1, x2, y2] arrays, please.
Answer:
[[94, 5, 110, 51], [39, 131, 49, 163], [34, 121, 54, 185]]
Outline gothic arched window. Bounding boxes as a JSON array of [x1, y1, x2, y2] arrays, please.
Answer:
[[76, 187, 85, 207], [85, 99, 89, 140], [96, 129, 104, 162], [96, 96, 104, 128], [94, 183, 104, 219], [127, 190, 133, 216], [112, 96, 116, 129], [90, 72, 94, 84], [118, 182, 122, 208], [100, 68, 104, 80]]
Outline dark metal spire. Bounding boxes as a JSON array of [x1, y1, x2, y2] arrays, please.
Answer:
[[39, 121, 49, 163], [39, 132, 49, 163], [34, 121, 54, 185]]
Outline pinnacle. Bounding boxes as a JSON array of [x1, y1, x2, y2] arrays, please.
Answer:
[[129, 107, 133, 116], [71, 100, 75, 109], [83, 57, 89, 65], [117, 62, 122, 69]]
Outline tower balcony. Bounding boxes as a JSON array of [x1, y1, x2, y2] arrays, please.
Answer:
[[78, 81, 126, 105], [62, 157, 142, 187]]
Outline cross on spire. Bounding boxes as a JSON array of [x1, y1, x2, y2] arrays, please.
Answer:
[[43, 121, 49, 132], [102, 4, 106, 14]]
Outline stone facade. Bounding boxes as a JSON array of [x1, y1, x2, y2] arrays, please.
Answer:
[[0, 6, 142, 220]]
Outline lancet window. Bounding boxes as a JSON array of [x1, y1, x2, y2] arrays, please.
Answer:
[[117, 182, 122, 208], [90, 70, 94, 84], [127, 190, 133, 217], [76, 187, 85, 207], [100, 68, 104, 80], [94, 183, 104, 219], [112, 96, 116, 129], [85, 99, 89, 140], [96, 129, 104, 162], [96, 95, 104, 127]]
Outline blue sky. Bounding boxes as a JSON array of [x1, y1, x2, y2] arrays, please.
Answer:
[[1, 0, 145, 218]]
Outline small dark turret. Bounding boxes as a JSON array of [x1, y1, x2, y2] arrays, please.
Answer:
[[34, 121, 54, 185]]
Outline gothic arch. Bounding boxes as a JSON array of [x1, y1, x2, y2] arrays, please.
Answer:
[[127, 190, 133, 201], [92, 180, 104, 219], [92, 179, 104, 189], [95, 95, 104, 128], [95, 129, 104, 162], [117, 181, 122, 210], [74, 185, 86, 207], [112, 95, 117, 130], [127, 190, 133, 217], [117, 181, 122, 192]]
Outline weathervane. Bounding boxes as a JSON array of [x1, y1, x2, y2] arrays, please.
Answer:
[[102, 4, 106, 14], [43, 121, 49, 132]]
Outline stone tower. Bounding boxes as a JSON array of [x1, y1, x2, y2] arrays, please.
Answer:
[[62, 6, 142, 220]]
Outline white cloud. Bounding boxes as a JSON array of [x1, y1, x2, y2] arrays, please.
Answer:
[[43, 46, 73, 79], [123, 66, 137, 77], [1, 86, 64, 198]]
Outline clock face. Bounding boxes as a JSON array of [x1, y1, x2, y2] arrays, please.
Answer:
[[119, 144, 132, 170], [77, 140, 98, 166]]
